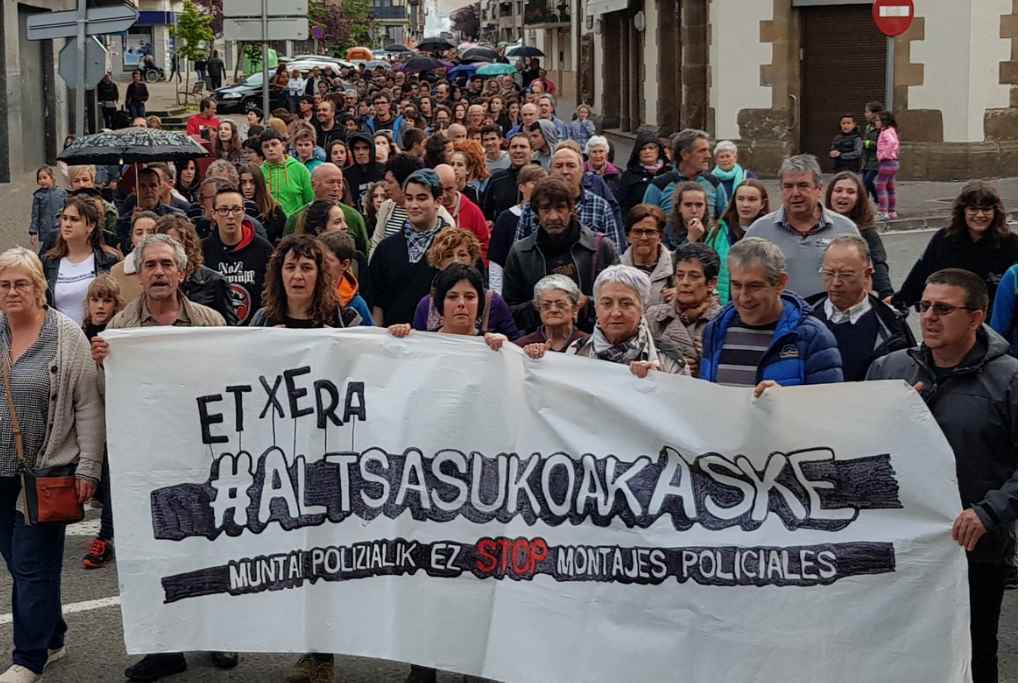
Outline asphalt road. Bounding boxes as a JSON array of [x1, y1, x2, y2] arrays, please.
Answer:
[[0, 182, 1015, 680]]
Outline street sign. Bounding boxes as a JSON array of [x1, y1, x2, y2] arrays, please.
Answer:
[[872, 0, 914, 37], [223, 17, 310, 42], [59, 37, 107, 89], [223, 0, 307, 16], [26, 3, 138, 41]]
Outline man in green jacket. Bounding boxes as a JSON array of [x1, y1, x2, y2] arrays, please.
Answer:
[[259, 129, 314, 217]]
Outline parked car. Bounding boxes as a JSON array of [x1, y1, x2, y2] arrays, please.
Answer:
[[213, 70, 288, 114]]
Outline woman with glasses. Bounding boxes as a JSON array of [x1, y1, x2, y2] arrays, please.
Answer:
[[515, 274, 589, 353], [891, 181, 1017, 320], [620, 205, 673, 307]]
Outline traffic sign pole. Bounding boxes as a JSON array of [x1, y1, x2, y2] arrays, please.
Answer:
[[262, 0, 270, 117], [76, 0, 87, 136], [885, 36, 894, 111]]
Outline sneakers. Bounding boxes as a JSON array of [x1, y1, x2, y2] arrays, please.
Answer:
[[44, 645, 67, 669], [82, 537, 113, 570], [124, 653, 188, 681], [0, 665, 39, 683], [286, 654, 335, 683]]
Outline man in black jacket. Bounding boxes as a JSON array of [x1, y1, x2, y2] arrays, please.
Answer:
[[480, 133, 534, 221], [867, 268, 1017, 683], [502, 177, 619, 334], [807, 235, 914, 380]]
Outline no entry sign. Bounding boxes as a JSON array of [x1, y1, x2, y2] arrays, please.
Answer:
[[873, 0, 914, 37]]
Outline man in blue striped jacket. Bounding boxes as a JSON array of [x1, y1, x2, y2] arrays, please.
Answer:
[[699, 237, 843, 393]]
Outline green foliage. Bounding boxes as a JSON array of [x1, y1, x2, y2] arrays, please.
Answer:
[[170, 0, 214, 62], [310, 0, 372, 53]]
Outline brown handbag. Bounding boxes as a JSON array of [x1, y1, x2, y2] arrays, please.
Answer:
[[1, 350, 83, 525]]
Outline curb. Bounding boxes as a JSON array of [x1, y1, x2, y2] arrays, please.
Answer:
[[880, 210, 1019, 232]]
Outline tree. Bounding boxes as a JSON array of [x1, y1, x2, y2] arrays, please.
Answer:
[[195, 0, 224, 35], [309, 0, 372, 55], [170, 0, 215, 106], [450, 4, 480, 41]]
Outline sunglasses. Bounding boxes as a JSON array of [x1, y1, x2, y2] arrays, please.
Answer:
[[917, 301, 975, 316]]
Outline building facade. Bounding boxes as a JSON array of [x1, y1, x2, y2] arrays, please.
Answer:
[[585, 0, 1017, 179], [0, 0, 76, 181], [523, 0, 577, 104], [481, 0, 524, 44]]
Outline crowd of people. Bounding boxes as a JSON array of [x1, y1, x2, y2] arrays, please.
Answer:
[[1, 62, 1018, 683]]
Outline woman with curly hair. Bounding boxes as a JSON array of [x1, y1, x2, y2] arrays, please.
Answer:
[[891, 180, 1016, 318], [362, 181, 388, 232], [153, 214, 238, 325], [824, 171, 893, 298], [411, 228, 519, 337], [239, 163, 286, 245], [451, 139, 489, 206], [249, 234, 361, 327]]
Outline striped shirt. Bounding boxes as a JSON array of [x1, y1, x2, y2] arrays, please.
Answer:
[[715, 321, 776, 386], [383, 206, 409, 241], [0, 310, 58, 476]]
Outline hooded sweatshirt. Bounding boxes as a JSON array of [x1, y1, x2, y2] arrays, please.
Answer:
[[620, 130, 670, 218], [261, 156, 314, 218], [201, 220, 274, 325], [343, 133, 386, 209], [532, 119, 560, 169]]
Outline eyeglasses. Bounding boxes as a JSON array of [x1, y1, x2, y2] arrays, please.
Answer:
[[918, 301, 974, 316], [0, 280, 32, 292], [819, 269, 861, 284], [538, 300, 572, 311], [215, 207, 245, 216], [629, 228, 660, 239], [966, 205, 995, 213]]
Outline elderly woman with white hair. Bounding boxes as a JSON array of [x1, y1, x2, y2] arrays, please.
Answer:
[[584, 135, 622, 201], [0, 247, 103, 682], [515, 274, 590, 354], [529, 265, 687, 378], [711, 140, 750, 200]]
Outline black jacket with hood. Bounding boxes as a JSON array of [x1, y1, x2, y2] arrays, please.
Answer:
[[343, 133, 385, 209], [866, 326, 1017, 564], [618, 130, 671, 220]]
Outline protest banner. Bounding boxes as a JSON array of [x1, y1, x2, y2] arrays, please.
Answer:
[[104, 327, 971, 682]]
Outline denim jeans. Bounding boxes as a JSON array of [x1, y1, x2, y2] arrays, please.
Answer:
[[0, 477, 68, 674], [126, 101, 146, 119]]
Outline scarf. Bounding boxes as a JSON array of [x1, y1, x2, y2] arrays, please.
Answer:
[[403, 217, 443, 264], [641, 161, 664, 175], [711, 163, 745, 186], [585, 317, 655, 365]]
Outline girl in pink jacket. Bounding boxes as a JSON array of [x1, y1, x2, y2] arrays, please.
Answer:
[[875, 111, 901, 220]]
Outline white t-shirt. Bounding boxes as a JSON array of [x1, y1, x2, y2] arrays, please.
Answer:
[[54, 253, 96, 326]]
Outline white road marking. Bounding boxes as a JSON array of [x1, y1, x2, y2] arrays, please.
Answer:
[[0, 596, 120, 625], [880, 227, 940, 237], [66, 518, 101, 537]]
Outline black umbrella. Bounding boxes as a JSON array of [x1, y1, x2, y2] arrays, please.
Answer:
[[417, 37, 455, 51], [506, 45, 544, 58], [403, 56, 448, 74], [385, 44, 411, 53], [57, 127, 208, 166], [462, 46, 498, 62]]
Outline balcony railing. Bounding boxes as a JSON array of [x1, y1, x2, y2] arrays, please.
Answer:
[[524, 0, 569, 24], [370, 5, 407, 19]]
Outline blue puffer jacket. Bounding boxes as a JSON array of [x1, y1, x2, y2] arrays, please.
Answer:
[[699, 291, 844, 385]]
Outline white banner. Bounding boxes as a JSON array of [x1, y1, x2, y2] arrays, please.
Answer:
[[104, 327, 971, 682]]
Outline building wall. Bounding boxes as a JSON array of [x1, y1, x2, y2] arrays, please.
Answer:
[[1, 0, 71, 182], [709, 0, 771, 140], [641, 0, 657, 126], [909, 0, 1012, 142]]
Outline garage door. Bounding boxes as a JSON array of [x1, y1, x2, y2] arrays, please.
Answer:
[[800, 4, 886, 169]]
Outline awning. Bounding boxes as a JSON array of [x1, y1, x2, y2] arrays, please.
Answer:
[[588, 0, 629, 15]]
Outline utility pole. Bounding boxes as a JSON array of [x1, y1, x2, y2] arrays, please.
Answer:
[[75, 0, 87, 135]]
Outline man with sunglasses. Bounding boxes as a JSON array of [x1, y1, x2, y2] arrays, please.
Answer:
[[806, 235, 914, 381], [867, 267, 1017, 683]]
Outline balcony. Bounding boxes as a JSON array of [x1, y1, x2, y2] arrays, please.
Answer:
[[524, 0, 569, 25], [370, 5, 407, 20]]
